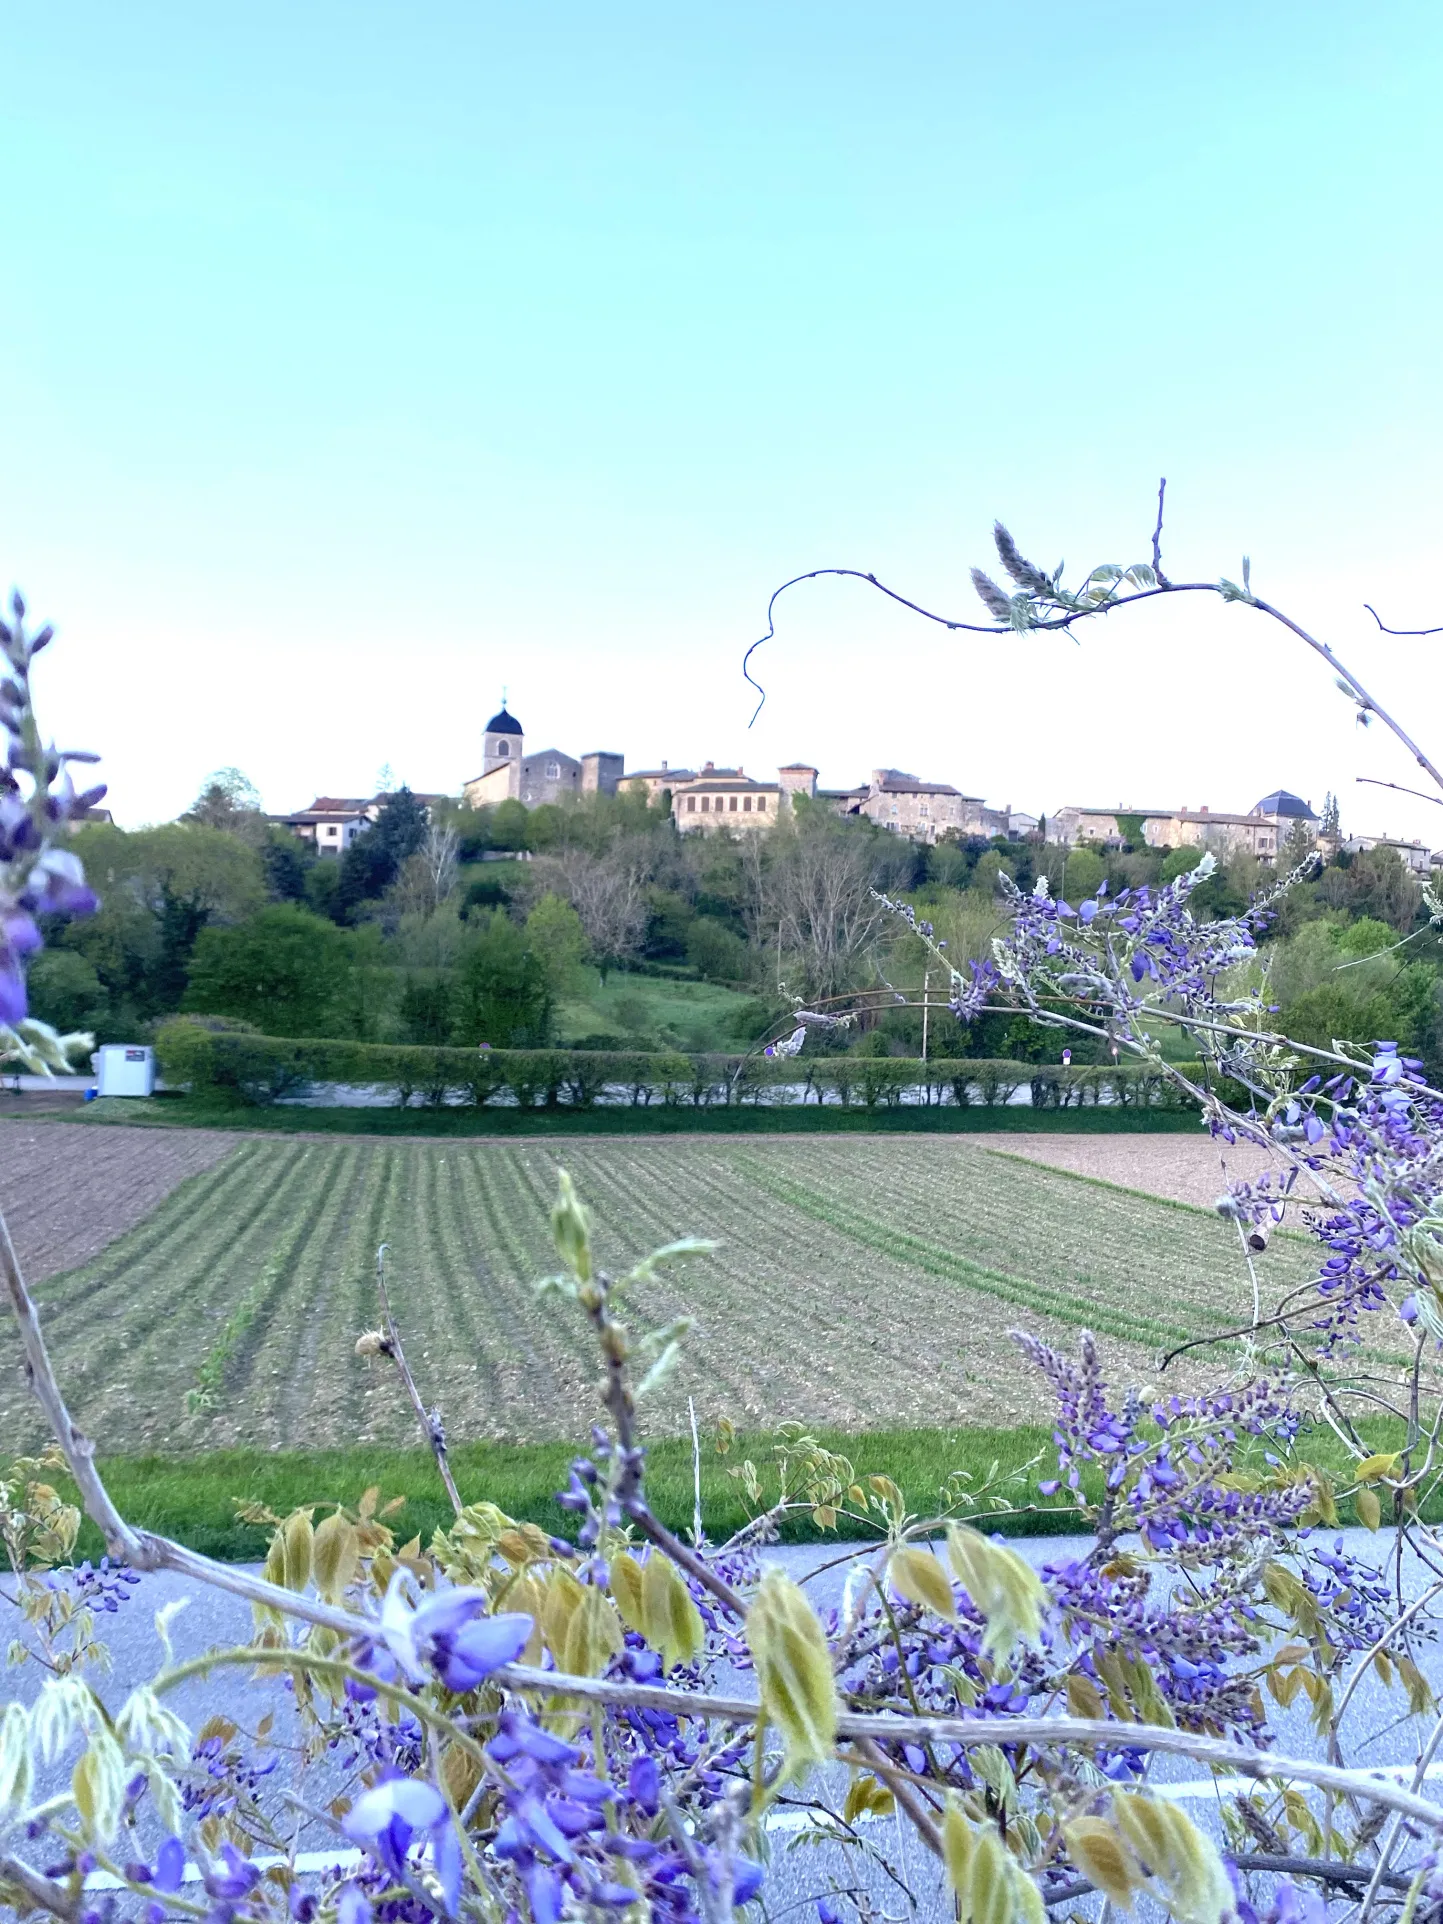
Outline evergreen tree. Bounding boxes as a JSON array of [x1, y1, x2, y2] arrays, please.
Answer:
[[335, 787, 429, 921]]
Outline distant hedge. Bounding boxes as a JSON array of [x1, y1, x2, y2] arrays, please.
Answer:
[[156, 1019, 1205, 1112]]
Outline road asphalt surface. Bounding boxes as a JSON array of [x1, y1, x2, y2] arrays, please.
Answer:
[[4, 1529, 1439, 1919]]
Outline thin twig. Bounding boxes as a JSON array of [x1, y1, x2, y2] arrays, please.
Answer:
[[1355, 775, 1443, 811], [1365, 605, 1443, 637], [1359, 1704, 1443, 1920], [749, 509, 1443, 810], [845, 1739, 943, 1856], [1044, 1855, 1418, 1907], [0, 1850, 79, 1921], [1151, 475, 1172, 589], [375, 1242, 463, 1516]]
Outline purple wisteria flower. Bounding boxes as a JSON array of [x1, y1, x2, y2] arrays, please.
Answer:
[[343, 1774, 461, 1915], [358, 1569, 532, 1692], [0, 592, 103, 1028]]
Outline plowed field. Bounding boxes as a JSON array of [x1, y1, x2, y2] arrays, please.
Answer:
[[0, 1133, 1322, 1457]]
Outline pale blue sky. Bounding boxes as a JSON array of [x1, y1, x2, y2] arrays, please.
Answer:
[[4, 3, 1443, 839]]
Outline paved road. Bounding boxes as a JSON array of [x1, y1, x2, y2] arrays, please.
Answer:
[[5, 1530, 1439, 1917]]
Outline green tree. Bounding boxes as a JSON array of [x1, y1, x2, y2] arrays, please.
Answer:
[[452, 910, 552, 1047], [1318, 845, 1421, 931], [335, 788, 429, 921], [55, 822, 266, 1021], [488, 798, 531, 852], [263, 827, 315, 902], [1280, 816, 1316, 870], [399, 973, 455, 1045], [182, 767, 265, 839], [183, 906, 357, 1036], [1059, 847, 1103, 899], [24, 950, 108, 1036], [644, 888, 696, 960], [686, 916, 750, 983], [525, 892, 588, 997]]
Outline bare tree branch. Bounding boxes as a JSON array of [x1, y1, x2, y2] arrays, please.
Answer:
[[374, 1241, 464, 1516], [1366, 603, 1443, 636], [1151, 474, 1172, 588], [1356, 775, 1443, 811]]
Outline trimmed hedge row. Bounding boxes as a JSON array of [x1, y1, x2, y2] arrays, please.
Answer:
[[156, 1021, 1204, 1112]]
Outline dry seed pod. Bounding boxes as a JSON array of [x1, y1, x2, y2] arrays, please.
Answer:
[[745, 1566, 838, 1775], [890, 1545, 958, 1621]]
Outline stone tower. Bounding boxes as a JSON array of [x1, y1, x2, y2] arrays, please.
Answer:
[[482, 702, 524, 777]]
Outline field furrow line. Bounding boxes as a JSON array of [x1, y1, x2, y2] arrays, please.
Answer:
[[1, 1144, 324, 1452], [217, 1143, 371, 1448], [121, 1144, 354, 1452], [728, 1151, 1209, 1353], [444, 1149, 601, 1441]]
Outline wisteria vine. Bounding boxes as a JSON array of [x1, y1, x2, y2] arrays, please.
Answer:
[[9, 526, 1443, 1924]]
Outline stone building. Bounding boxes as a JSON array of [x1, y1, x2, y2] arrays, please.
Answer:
[[671, 763, 780, 832], [620, 763, 696, 800], [1047, 790, 1321, 862], [855, 770, 985, 843], [1346, 834, 1433, 875], [462, 705, 622, 810]]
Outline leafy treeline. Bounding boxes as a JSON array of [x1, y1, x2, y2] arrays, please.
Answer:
[[28, 766, 1443, 1067]]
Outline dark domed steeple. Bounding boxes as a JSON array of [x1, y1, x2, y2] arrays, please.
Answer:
[[485, 704, 523, 736]]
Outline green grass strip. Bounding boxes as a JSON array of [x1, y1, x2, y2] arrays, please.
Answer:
[[730, 1154, 1223, 1353], [54, 1414, 1435, 1563]]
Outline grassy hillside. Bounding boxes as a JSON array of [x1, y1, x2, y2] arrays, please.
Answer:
[[552, 965, 766, 1050]]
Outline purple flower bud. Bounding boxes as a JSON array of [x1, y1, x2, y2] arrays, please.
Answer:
[[628, 1753, 660, 1814]]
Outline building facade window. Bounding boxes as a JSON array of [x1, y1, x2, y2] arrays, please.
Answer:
[[547, 763, 560, 778], [743, 796, 752, 812], [701, 796, 710, 812], [729, 796, 738, 812], [758, 796, 767, 811], [686, 796, 696, 812], [495, 740, 509, 757]]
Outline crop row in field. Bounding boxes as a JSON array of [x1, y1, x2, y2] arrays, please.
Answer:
[[0, 1136, 1335, 1458]]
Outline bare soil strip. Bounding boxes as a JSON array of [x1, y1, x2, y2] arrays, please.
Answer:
[[970, 1131, 1293, 1212], [0, 1118, 241, 1283]]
